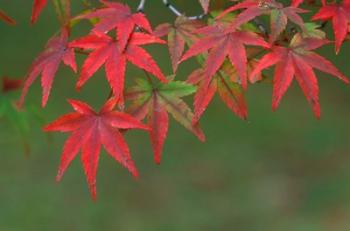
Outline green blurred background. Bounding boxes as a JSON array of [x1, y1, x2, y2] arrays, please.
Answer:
[[1, 0, 350, 230]]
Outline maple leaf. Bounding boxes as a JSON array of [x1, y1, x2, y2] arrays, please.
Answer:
[[125, 78, 205, 164], [19, 28, 77, 107], [291, 0, 304, 7], [187, 66, 247, 124], [180, 23, 269, 90], [185, 47, 266, 124], [44, 98, 149, 199], [154, 16, 204, 73], [31, 0, 47, 24], [217, 0, 307, 43], [69, 32, 167, 104], [312, 0, 350, 53], [199, 0, 210, 13], [0, 9, 16, 25], [292, 0, 327, 7], [250, 33, 349, 118], [78, 0, 152, 50]]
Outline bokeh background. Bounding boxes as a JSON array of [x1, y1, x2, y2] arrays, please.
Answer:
[[1, 0, 350, 230]]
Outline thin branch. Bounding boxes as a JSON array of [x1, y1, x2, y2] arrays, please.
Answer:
[[162, 0, 206, 20], [318, 21, 328, 29], [253, 18, 268, 36], [137, 0, 146, 12]]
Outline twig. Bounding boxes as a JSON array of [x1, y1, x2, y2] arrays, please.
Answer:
[[162, 0, 206, 20], [318, 20, 328, 29], [137, 0, 146, 12], [253, 18, 268, 36], [138, 0, 206, 19]]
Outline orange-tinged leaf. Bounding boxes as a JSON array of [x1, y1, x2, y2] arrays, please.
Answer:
[[187, 67, 247, 124], [148, 94, 169, 164], [180, 23, 269, 90]]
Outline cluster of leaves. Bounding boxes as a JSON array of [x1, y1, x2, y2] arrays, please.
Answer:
[[3, 0, 350, 198]]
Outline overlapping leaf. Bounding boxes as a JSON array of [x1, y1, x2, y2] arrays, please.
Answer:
[[312, 0, 350, 53], [78, 0, 152, 50], [69, 32, 167, 104], [180, 23, 269, 89], [217, 0, 307, 43], [187, 66, 247, 124], [126, 78, 205, 164], [44, 98, 149, 199], [154, 16, 204, 73], [291, 0, 304, 7], [250, 33, 349, 118], [19, 28, 77, 107], [186, 47, 264, 124]]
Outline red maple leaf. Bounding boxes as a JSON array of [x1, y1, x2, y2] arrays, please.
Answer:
[[125, 78, 205, 164], [31, 0, 47, 24], [291, 0, 304, 7], [69, 32, 167, 104], [180, 23, 269, 90], [250, 33, 349, 118], [44, 98, 149, 199], [312, 0, 350, 53], [78, 0, 152, 50], [154, 16, 204, 73], [19, 28, 77, 107], [217, 0, 307, 43]]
